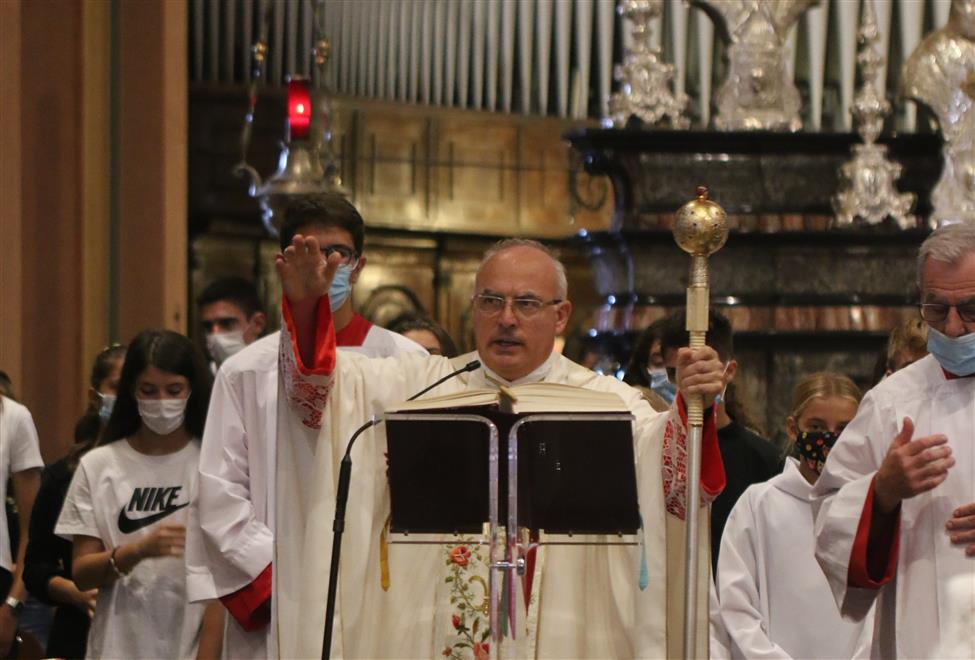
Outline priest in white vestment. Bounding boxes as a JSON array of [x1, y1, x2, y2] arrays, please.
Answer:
[[813, 224, 975, 659], [272, 236, 728, 659], [186, 195, 424, 659]]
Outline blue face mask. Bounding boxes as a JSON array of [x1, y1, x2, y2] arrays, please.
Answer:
[[648, 367, 678, 404], [927, 326, 975, 376], [328, 265, 353, 313], [98, 394, 116, 423]]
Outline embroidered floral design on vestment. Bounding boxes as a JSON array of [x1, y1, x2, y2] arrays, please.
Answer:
[[662, 410, 689, 519], [444, 542, 491, 660], [662, 407, 717, 520], [279, 323, 332, 430]]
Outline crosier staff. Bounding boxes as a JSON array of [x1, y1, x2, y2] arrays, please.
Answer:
[[673, 186, 728, 660]]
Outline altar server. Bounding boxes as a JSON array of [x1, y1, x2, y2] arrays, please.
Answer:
[[186, 194, 423, 659], [718, 372, 871, 659]]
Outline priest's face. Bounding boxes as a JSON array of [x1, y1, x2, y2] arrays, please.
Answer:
[[473, 246, 572, 381]]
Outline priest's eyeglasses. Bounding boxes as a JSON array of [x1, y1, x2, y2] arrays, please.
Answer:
[[920, 302, 975, 324], [473, 293, 562, 318], [319, 244, 359, 267]]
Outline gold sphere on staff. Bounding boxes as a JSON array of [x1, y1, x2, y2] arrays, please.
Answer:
[[673, 186, 729, 257]]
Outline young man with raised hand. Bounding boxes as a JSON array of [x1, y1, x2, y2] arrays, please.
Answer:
[[187, 194, 424, 659]]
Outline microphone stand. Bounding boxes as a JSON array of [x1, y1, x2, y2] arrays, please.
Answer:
[[321, 360, 481, 660]]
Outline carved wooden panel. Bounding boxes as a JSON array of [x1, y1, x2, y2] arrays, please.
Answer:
[[189, 88, 613, 238], [353, 106, 431, 229], [518, 121, 574, 235], [434, 239, 484, 351], [354, 235, 439, 325], [433, 116, 520, 234]]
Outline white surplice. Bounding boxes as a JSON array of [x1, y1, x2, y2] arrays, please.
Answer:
[[273, 314, 713, 659], [709, 573, 731, 660], [186, 327, 424, 660], [813, 355, 975, 659], [718, 459, 872, 659]]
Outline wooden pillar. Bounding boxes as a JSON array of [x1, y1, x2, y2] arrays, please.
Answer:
[[0, 0, 187, 462], [14, 0, 86, 462], [0, 1, 24, 393], [116, 0, 188, 341], [81, 0, 112, 380]]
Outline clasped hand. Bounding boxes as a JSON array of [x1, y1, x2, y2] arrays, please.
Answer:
[[874, 417, 973, 555], [675, 346, 725, 409]]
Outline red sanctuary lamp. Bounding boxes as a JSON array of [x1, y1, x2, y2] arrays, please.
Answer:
[[287, 76, 312, 141], [232, 36, 344, 236]]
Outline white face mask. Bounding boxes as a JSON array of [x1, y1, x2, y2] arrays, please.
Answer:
[[206, 330, 247, 364], [137, 397, 189, 435]]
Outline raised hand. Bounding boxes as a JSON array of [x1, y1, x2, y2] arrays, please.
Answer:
[[675, 346, 725, 409], [874, 418, 954, 514], [136, 523, 187, 559], [274, 234, 342, 304], [947, 502, 975, 557]]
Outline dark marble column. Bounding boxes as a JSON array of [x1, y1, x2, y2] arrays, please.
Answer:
[[566, 128, 941, 443]]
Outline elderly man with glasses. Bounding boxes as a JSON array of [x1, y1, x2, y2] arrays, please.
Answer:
[[270, 235, 728, 659], [186, 194, 425, 660], [813, 222, 975, 659]]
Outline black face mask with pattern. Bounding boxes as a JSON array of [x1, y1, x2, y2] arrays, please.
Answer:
[[796, 430, 839, 474]]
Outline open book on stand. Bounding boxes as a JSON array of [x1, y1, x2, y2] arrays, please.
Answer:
[[384, 382, 641, 537], [390, 381, 630, 414]]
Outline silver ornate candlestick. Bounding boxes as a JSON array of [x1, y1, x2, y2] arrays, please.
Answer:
[[901, 0, 975, 227], [608, 0, 689, 129], [691, 0, 817, 131], [833, 0, 917, 229]]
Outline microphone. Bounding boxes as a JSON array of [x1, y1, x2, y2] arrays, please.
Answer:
[[322, 358, 482, 659], [407, 359, 481, 402]]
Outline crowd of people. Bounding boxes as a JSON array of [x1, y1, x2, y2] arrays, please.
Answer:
[[0, 193, 971, 659]]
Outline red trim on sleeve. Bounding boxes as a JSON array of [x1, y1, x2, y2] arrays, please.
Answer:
[[336, 313, 373, 347], [220, 563, 272, 632], [676, 396, 726, 498], [848, 476, 900, 588], [282, 295, 336, 376]]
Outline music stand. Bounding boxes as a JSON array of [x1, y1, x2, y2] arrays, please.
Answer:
[[384, 410, 640, 655]]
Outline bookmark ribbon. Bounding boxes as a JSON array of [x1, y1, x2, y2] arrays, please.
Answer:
[[379, 515, 390, 591], [639, 516, 649, 591]]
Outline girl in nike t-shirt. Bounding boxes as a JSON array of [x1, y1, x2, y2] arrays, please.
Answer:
[[56, 330, 219, 659]]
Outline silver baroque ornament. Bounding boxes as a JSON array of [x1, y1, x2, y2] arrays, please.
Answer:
[[901, 0, 975, 227], [833, 0, 917, 230], [692, 0, 817, 131], [608, 0, 689, 129]]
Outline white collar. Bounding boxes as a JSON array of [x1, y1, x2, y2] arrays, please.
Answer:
[[775, 457, 816, 501], [478, 351, 559, 387]]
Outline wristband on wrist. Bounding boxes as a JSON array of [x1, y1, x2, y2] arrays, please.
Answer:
[[109, 546, 128, 578], [3, 596, 23, 616]]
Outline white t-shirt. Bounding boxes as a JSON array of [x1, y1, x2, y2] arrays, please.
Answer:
[[56, 440, 205, 660], [0, 396, 44, 571]]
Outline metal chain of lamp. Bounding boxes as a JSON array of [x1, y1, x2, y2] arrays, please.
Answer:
[[233, 0, 345, 236]]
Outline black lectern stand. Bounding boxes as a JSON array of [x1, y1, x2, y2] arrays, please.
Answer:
[[384, 411, 639, 656]]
